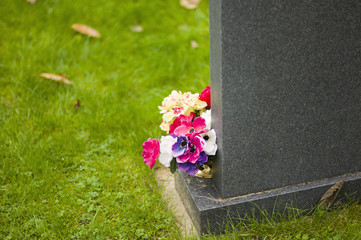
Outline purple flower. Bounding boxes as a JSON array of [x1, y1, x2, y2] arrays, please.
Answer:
[[177, 153, 208, 176], [177, 162, 199, 175], [172, 136, 190, 157], [197, 152, 208, 165]]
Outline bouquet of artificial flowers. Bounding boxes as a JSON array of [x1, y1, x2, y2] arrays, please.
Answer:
[[142, 86, 217, 176]]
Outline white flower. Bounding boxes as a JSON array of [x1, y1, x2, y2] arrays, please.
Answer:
[[180, 92, 198, 107], [159, 121, 170, 132], [200, 110, 211, 130], [158, 135, 177, 167], [200, 129, 217, 155], [158, 90, 182, 112], [194, 99, 207, 110], [162, 111, 176, 123]]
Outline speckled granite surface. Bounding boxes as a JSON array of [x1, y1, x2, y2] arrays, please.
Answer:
[[210, 0, 361, 198], [175, 171, 361, 234]]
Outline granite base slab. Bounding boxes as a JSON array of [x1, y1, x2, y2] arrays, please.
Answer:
[[175, 171, 361, 235]]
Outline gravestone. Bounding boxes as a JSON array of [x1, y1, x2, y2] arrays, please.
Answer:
[[175, 0, 361, 234]]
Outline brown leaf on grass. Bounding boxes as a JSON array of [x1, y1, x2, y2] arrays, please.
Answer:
[[26, 0, 36, 4], [180, 0, 201, 9], [39, 73, 72, 85], [71, 24, 101, 38], [317, 179, 345, 209], [74, 99, 81, 111], [190, 40, 199, 48], [130, 25, 143, 33]]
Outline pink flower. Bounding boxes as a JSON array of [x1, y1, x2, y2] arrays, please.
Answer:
[[169, 113, 194, 135], [199, 86, 211, 109], [142, 138, 160, 169], [176, 134, 205, 164], [172, 115, 207, 136]]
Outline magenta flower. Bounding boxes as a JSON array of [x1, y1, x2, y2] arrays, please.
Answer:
[[176, 134, 205, 164], [169, 113, 194, 135], [142, 138, 160, 169], [172, 116, 207, 136]]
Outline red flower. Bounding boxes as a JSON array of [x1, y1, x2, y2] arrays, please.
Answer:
[[199, 86, 211, 109], [142, 138, 160, 169]]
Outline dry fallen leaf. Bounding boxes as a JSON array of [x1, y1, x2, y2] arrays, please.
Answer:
[[190, 40, 199, 48], [74, 99, 81, 111], [180, 0, 201, 9], [130, 25, 143, 33], [26, 0, 36, 4], [71, 24, 101, 38], [317, 179, 345, 209], [39, 73, 72, 85]]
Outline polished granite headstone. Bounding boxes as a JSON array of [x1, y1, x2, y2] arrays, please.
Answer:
[[175, 0, 361, 234]]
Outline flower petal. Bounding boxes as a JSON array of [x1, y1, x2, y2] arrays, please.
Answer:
[[172, 136, 189, 157], [174, 125, 191, 136], [159, 152, 173, 167], [177, 162, 199, 176], [177, 162, 191, 171], [197, 152, 208, 165], [142, 138, 160, 169], [176, 154, 190, 163], [193, 117, 206, 133], [163, 112, 176, 123], [200, 110, 211, 130], [160, 135, 177, 153], [186, 164, 199, 175], [204, 143, 217, 155]]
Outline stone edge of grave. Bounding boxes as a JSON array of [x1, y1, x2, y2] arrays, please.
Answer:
[[175, 171, 361, 235]]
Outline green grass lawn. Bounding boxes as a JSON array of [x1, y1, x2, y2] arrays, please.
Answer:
[[0, 0, 360, 239]]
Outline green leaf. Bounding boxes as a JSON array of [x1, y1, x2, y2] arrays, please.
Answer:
[[170, 158, 177, 174]]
